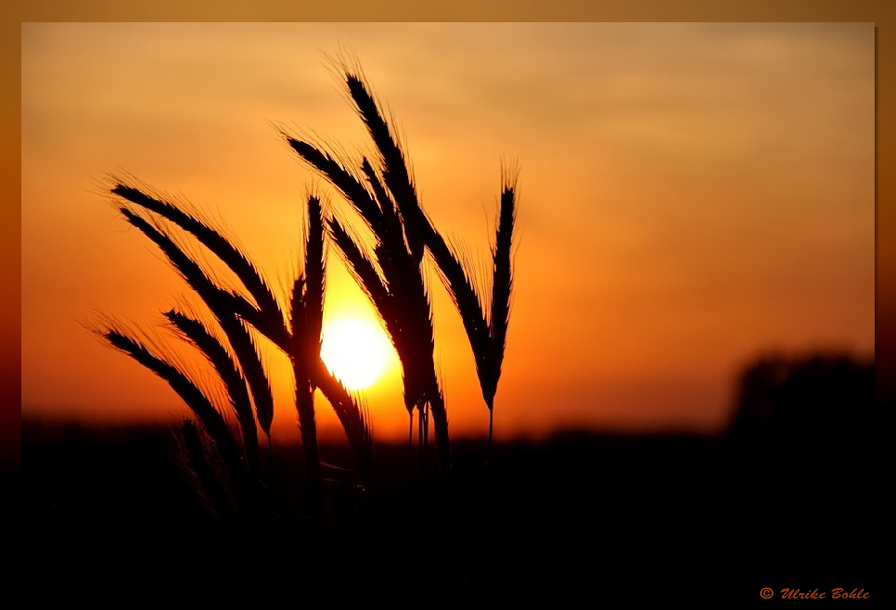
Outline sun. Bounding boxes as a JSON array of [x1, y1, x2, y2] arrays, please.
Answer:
[[320, 316, 393, 391]]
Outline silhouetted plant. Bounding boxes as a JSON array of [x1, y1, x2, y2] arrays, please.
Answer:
[[94, 322, 256, 518], [164, 308, 261, 473], [97, 189, 372, 521], [95, 56, 517, 524], [285, 62, 517, 462]]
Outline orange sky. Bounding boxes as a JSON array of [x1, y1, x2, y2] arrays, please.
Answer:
[[21, 23, 874, 441]]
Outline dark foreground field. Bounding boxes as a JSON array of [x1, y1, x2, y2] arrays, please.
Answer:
[[20, 417, 884, 602]]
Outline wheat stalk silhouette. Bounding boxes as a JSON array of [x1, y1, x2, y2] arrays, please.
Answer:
[[94, 57, 517, 522]]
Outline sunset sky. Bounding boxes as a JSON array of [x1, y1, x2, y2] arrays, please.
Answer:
[[21, 22, 874, 441]]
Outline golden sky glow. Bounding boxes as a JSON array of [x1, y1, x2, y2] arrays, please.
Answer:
[[21, 23, 874, 440]]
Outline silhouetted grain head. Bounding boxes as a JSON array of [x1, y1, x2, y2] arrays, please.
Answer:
[[222, 291, 289, 351], [303, 195, 326, 379], [289, 271, 310, 385], [360, 157, 396, 219], [99, 325, 243, 476], [384, 245, 432, 331], [284, 136, 383, 233], [287, 264, 323, 522], [118, 207, 232, 315], [486, 174, 518, 409], [331, 154, 445, 465], [337, 71, 518, 421], [331, 213, 439, 428], [428, 231, 492, 395], [119, 207, 275, 438], [111, 181, 288, 344], [289, 271, 310, 418], [383, 273, 438, 419], [369, 238, 448, 470], [119, 207, 244, 322], [327, 216, 392, 325], [216, 313, 275, 443], [164, 309, 260, 471], [360, 156, 412, 263], [327, 215, 420, 420], [287, 265, 325, 516], [341, 70, 425, 262]]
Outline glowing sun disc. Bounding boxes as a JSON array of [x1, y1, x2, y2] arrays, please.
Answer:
[[320, 317, 392, 390]]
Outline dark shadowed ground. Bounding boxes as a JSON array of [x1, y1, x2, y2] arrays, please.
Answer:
[[21, 429, 882, 601], [19, 354, 884, 601]]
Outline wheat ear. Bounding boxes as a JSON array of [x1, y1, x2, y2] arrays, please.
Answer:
[[112, 182, 290, 348], [164, 309, 260, 472], [101, 327, 243, 479], [118, 207, 275, 440]]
